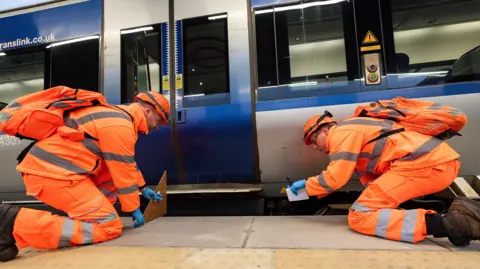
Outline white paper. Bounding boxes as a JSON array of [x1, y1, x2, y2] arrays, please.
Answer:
[[286, 188, 309, 202]]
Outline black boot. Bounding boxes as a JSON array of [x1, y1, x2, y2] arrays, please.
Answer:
[[0, 204, 20, 262], [442, 196, 480, 247]]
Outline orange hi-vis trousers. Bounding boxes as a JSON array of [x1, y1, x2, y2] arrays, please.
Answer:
[[12, 174, 123, 249], [348, 159, 460, 243]]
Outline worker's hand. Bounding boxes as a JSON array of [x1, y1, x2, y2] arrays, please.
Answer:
[[132, 208, 145, 228], [288, 179, 306, 195], [141, 188, 163, 202]]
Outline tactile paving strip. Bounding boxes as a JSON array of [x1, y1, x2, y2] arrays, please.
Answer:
[[3, 246, 479, 269]]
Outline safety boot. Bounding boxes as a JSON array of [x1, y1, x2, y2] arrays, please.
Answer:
[[0, 203, 20, 262], [442, 196, 480, 247]]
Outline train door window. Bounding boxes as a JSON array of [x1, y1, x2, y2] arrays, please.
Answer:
[[0, 47, 45, 104], [254, 0, 359, 101], [46, 36, 100, 92], [383, 0, 480, 89], [182, 13, 230, 107], [121, 24, 162, 104]]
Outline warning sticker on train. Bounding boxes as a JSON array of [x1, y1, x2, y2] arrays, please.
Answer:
[[362, 31, 378, 44]]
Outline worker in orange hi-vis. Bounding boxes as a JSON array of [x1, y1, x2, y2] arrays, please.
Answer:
[[287, 100, 480, 247], [0, 91, 169, 262]]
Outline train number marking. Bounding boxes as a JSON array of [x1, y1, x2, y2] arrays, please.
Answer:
[[0, 135, 21, 146]]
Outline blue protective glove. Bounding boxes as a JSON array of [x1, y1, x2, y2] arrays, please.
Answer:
[[141, 188, 163, 201], [287, 179, 306, 195], [132, 208, 145, 228]]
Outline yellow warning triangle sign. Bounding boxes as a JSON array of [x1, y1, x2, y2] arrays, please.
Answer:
[[362, 30, 378, 44], [280, 186, 286, 194]]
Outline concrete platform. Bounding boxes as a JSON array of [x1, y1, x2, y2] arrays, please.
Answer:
[[5, 215, 479, 268], [9, 246, 480, 269], [103, 215, 480, 251]]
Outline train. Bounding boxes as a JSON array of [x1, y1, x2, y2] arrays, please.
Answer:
[[0, 0, 479, 216]]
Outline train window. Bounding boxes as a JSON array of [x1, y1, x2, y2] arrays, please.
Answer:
[[182, 13, 230, 97], [0, 47, 45, 103], [384, 0, 480, 89], [121, 24, 162, 104], [254, 0, 359, 101], [47, 36, 100, 92]]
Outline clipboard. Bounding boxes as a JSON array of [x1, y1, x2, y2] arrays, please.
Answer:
[[143, 170, 168, 223]]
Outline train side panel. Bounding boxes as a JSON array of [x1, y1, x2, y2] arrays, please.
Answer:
[[256, 90, 480, 187]]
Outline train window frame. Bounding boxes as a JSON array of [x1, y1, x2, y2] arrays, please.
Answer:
[[181, 12, 231, 108], [0, 44, 48, 105], [253, 0, 361, 102], [120, 23, 163, 104], [380, 0, 480, 90], [46, 35, 100, 92], [0, 34, 101, 105]]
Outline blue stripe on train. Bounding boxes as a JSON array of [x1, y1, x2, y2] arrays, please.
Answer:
[[256, 81, 480, 112]]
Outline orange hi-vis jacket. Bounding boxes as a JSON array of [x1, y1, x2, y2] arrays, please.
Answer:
[[16, 103, 149, 212], [305, 117, 460, 198]]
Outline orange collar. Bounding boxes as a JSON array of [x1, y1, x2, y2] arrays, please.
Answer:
[[122, 103, 149, 135]]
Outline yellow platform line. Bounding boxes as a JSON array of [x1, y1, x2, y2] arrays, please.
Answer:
[[3, 246, 479, 269]]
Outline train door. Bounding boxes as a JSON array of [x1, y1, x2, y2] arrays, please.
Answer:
[[119, 23, 180, 186], [172, 0, 258, 184]]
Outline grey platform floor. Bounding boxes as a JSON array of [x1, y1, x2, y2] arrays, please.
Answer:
[[101, 215, 480, 251]]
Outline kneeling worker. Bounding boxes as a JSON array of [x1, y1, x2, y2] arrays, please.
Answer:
[[0, 91, 169, 262], [288, 107, 480, 247]]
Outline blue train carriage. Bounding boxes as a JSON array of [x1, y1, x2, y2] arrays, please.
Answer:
[[0, 0, 479, 216]]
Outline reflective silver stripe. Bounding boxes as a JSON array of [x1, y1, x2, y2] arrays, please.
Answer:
[[52, 99, 88, 108], [65, 116, 79, 129], [329, 152, 359, 162], [0, 112, 12, 122], [428, 103, 444, 110], [350, 201, 374, 213], [71, 111, 131, 125], [99, 186, 118, 200], [58, 218, 75, 248], [370, 107, 400, 118], [317, 174, 334, 192], [107, 192, 118, 200], [399, 137, 443, 161], [400, 209, 418, 243], [366, 138, 387, 174], [88, 212, 118, 224], [339, 118, 394, 174], [375, 209, 393, 239], [338, 118, 392, 128], [103, 152, 135, 163], [359, 152, 371, 158], [81, 139, 103, 158], [81, 222, 94, 244], [64, 114, 104, 158], [447, 109, 463, 117], [6, 101, 21, 110], [103, 181, 114, 186], [99, 186, 112, 196], [29, 145, 91, 174], [117, 184, 138, 195], [429, 103, 463, 117]]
